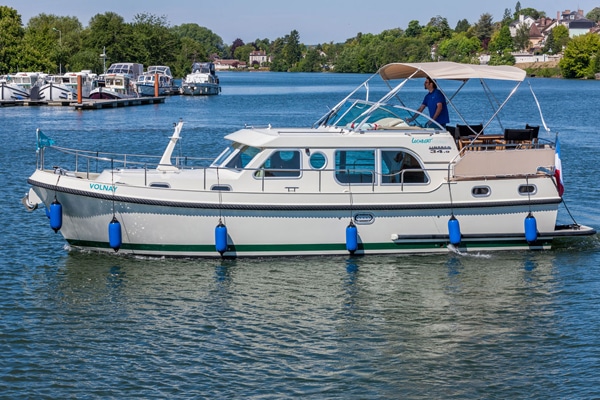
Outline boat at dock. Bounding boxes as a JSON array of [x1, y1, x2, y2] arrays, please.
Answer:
[[180, 62, 220, 95], [24, 62, 595, 257], [38, 71, 96, 101], [89, 63, 143, 100], [135, 66, 174, 96], [0, 72, 42, 100]]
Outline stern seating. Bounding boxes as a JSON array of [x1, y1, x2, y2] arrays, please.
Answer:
[[456, 124, 484, 150], [504, 126, 539, 149]]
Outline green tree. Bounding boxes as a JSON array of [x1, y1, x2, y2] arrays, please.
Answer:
[[488, 50, 516, 65], [253, 38, 270, 52], [293, 48, 325, 72], [559, 33, 600, 79], [586, 7, 600, 22], [455, 19, 470, 33], [473, 13, 494, 50], [502, 8, 513, 24], [517, 8, 544, 19], [513, 23, 531, 51], [173, 36, 207, 77], [21, 14, 82, 73], [437, 32, 481, 63], [129, 13, 179, 68], [542, 26, 570, 55], [422, 16, 452, 46], [171, 23, 225, 58], [405, 20, 422, 38], [488, 25, 513, 54], [83, 12, 133, 72], [283, 30, 302, 66], [0, 6, 25, 73], [270, 30, 302, 72], [234, 43, 255, 63], [230, 38, 245, 58]]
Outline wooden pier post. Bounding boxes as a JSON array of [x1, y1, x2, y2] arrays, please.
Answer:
[[77, 74, 83, 104]]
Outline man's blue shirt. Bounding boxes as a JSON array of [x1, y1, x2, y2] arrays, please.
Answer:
[[422, 89, 449, 125]]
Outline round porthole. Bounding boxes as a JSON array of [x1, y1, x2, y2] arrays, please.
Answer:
[[309, 152, 327, 169]]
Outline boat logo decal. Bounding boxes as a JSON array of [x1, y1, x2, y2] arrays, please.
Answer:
[[354, 213, 374, 225], [90, 183, 117, 193], [412, 138, 433, 144]]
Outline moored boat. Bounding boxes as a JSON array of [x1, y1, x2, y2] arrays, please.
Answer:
[[135, 66, 174, 96], [0, 72, 43, 100], [89, 63, 143, 100], [180, 62, 220, 95], [24, 62, 596, 258], [38, 71, 96, 101]]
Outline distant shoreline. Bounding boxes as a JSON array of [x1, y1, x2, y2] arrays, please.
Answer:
[[515, 60, 563, 78]]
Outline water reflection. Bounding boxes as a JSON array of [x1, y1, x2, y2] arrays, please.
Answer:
[[14, 248, 596, 397]]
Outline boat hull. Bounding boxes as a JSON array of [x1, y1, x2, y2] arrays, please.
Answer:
[[38, 83, 73, 101], [0, 83, 30, 100], [28, 170, 590, 258], [89, 89, 137, 100], [181, 83, 220, 96], [136, 84, 171, 96]]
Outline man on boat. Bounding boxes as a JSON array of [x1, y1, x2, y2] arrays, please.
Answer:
[[408, 77, 449, 128]]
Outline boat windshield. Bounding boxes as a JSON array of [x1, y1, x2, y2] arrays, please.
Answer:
[[324, 99, 440, 130], [212, 145, 261, 169]]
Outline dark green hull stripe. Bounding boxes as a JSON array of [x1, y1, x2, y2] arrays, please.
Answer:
[[67, 238, 550, 255]]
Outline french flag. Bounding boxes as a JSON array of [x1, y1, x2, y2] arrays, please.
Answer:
[[554, 138, 564, 196]]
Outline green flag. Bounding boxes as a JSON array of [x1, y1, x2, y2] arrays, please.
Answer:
[[36, 129, 55, 151]]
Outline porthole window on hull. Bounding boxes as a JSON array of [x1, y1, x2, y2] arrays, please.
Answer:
[[472, 186, 490, 197], [518, 184, 537, 195]]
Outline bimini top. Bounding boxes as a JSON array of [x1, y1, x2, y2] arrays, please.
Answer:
[[378, 62, 526, 82]]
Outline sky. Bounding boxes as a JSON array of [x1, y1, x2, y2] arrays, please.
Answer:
[[3, 0, 598, 44]]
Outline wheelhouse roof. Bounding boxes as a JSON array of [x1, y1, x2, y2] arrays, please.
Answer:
[[378, 62, 526, 82]]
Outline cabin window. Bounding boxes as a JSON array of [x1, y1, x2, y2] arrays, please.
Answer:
[[472, 186, 491, 197], [309, 152, 327, 169], [255, 150, 301, 178], [222, 146, 260, 169], [335, 150, 375, 184], [518, 184, 537, 195], [380, 150, 428, 184]]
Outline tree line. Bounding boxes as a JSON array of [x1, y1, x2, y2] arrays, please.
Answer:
[[1, 4, 599, 79]]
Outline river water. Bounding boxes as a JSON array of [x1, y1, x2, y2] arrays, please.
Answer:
[[2, 71, 600, 398]]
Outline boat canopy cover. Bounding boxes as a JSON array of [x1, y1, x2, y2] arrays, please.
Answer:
[[378, 62, 526, 82]]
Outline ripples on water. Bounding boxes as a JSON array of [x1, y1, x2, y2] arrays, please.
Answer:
[[2, 73, 600, 398]]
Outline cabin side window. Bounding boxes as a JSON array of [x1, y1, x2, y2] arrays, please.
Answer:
[[380, 150, 428, 184], [255, 150, 301, 178], [334, 150, 375, 184]]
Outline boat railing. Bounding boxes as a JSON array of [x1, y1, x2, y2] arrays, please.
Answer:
[[457, 135, 553, 155], [39, 145, 446, 192], [37, 145, 213, 177]]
